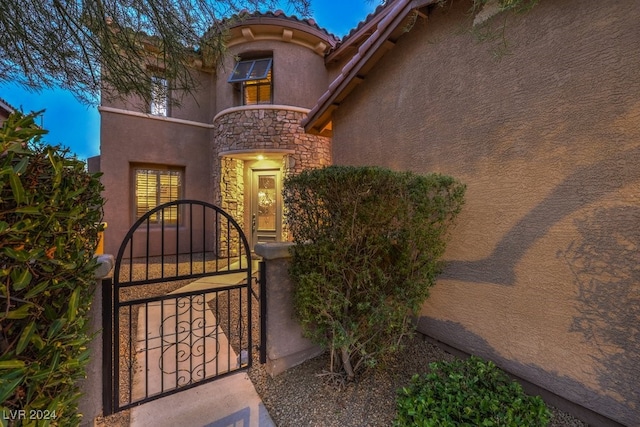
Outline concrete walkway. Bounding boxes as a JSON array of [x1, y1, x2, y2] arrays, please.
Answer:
[[129, 372, 274, 427], [130, 260, 274, 427]]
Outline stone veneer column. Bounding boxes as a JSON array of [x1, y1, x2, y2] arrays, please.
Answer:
[[220, 158, 244, 215], [219, 157, 244, 257]]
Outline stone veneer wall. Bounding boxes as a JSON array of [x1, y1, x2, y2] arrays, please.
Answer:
[[213, 108, 331, 172], [213, 107, 332, 241], [219, 157, 245, 256]]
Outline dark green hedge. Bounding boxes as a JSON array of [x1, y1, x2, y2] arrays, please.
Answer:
[[0, 112, 104, 426], [284, 166, 465, 380]]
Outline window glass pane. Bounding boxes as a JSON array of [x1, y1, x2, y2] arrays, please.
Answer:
[[243, 70, 272, 105], [249, 59, 272, 80], [228, 58, 272, 82], [159, 172, 180, 223], [258, 84, 271, 105], [150, 76, 168, 116], [257, 175, 276, 231], [229, 61, 254, 82], [136, 170, 157, 219], [244, 85, 258, 105], [135, 168, 182, 224]]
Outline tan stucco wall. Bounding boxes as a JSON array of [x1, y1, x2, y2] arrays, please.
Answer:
[[102, 69, 215, 124], [254, 242, 324, 376], [99, 112, 213, 256], [330, 1, 640, 425], [215, 40, 330, 114]]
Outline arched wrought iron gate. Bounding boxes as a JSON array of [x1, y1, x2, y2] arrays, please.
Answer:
[[102, 200, 265, 415]]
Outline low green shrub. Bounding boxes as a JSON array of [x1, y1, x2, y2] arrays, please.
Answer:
[[394, 356, 552, 427], [284, 166, 465, 380], [0, 112, 104, 426]]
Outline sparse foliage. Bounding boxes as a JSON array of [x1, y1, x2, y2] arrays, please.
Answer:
[[468, 0, 539, 59], [0, 112, 104, 424], [284, 166, 465, 381], [469, 0, 539, 14], [0, 0, 310, 106]]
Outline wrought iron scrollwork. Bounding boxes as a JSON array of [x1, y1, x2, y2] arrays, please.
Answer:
[[157, 295, 222, 386]]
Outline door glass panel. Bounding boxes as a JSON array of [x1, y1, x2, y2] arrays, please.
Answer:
[[257, 175, 276, 231]]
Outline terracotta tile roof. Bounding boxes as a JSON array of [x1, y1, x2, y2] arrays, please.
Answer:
[[303, 0, 438, 136], [325, 1, 397, 65], [223, 9, 340, 44], [0, 96, 16, 116], [338, 1, 397, 46]]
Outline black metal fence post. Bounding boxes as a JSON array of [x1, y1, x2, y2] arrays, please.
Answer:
[[259, 260, 267, 364], [102, 277, 114, 416]]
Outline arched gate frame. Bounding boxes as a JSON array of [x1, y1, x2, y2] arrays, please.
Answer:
[[102, 200, 266, 415]]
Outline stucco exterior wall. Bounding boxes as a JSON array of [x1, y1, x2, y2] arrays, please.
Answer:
[[215, 41, 330, 114], [171, 71, 215, 123], [102, 69, 215, 124], [330, 1, 640, 425], [99, 112, 213, 256]]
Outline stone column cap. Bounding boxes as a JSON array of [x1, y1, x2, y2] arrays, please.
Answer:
[[254, 242, 294, 260], [94, 254, 115, 278]]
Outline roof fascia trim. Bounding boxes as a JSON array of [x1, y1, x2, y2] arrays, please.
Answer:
[[325, 5, 393, 64], [99, 106, 214, 129], [227, 16, 338, 48], [304, 0, 437, 134], [0, 98, 16, 115]]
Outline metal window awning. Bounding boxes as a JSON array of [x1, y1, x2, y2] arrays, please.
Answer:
[[228, 58, 272, 83]]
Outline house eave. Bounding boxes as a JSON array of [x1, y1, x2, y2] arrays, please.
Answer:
[[325, 3, 394, 65], [0, 97, 16, 117], [226, 15, 339, 56], [303, 0, 437, 136]]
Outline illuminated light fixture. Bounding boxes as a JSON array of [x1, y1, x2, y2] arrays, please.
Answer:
[[257, 154, 265, 161]]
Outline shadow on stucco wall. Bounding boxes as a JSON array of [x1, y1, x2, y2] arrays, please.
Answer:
[[416, 318, 632, 426], [559, 206, 640, 425], [439, 145, 640, 286]]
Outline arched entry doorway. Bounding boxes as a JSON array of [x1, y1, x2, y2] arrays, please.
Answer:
[[219, 149, 294, 249]]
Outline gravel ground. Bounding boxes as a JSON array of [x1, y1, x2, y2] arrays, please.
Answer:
[[247, 334, 588, 427]]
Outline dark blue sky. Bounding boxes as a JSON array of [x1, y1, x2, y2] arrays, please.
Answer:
[[0, 1, 377, 161]]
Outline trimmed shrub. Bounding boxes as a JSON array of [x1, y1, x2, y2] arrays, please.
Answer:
[[284, 166, 465, 380], [0, 112, 104, 425], [394, 356, 552, 427]]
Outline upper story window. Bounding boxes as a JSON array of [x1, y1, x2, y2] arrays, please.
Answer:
[[150, 76, 169, 116], [228, 58, 273, 105]]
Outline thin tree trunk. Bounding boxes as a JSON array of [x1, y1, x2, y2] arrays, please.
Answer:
[[341, 346, 355, 381]]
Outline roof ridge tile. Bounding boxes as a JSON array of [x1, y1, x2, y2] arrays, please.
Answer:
[[225, 9, 340, 43]]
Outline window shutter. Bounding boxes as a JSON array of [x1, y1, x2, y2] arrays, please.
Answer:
[[134, 168, 182, 224]]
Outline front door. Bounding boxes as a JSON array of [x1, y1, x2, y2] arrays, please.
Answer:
[[251, 169, 281, 245]]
